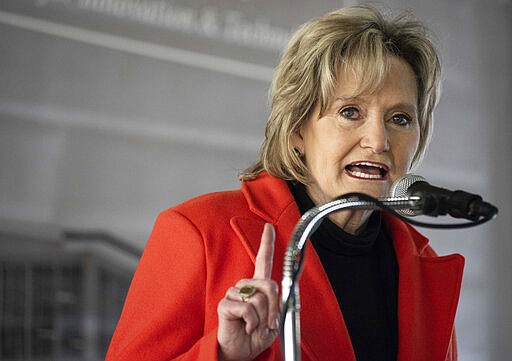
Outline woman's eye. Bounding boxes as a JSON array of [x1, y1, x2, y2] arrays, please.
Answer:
[[391, 113, 412, 126], [340, 107, 360, 119]]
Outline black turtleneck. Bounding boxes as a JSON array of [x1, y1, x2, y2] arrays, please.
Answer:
[[287, 181, 399, 361]]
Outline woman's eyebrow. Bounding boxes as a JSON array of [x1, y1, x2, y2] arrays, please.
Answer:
[[332, 97, 418, 111], [329, 96, 359, 108], [333, 96, 359, 102], [392, 102, 418, 114]]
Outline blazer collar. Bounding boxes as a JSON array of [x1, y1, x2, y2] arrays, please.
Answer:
[[241, 172, 296, 223]]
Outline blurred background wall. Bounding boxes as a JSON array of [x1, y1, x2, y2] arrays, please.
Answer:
[[0, 0, 510, 360]]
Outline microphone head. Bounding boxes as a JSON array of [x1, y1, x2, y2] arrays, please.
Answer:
[[390, 174, 427, 216], [390, 174, 426, 197]]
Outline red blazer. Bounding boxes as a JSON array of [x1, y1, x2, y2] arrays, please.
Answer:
[[106, 172, 464, 361]]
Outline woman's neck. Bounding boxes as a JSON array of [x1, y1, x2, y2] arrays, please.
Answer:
[[305, 187, 373, 235]]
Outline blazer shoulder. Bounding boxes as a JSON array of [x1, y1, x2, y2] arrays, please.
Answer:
[[160, 188, 253, 225], [171, 188, 243, 209]]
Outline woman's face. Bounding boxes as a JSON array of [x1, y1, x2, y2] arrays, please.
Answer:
[[294, 57, 420, 205]]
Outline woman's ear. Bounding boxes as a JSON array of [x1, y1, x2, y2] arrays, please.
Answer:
[[291, 130, 304, 156]]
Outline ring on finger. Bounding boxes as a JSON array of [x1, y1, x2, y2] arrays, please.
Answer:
[[239, 285, 257, 302]]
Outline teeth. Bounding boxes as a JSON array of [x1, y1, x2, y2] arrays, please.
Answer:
[[346, 170, 383, 179], [353, 161, 385, 169]]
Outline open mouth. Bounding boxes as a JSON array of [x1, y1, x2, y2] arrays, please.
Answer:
[[345, 161, 389, 180]]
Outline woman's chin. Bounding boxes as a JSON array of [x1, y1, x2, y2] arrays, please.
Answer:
[[339, 182, 390, 199]]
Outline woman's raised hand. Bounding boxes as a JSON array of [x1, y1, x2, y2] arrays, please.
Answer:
[[217, 223, 280, 361]]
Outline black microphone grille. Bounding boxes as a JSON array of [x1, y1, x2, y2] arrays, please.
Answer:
[[390, 174, 426, 198]]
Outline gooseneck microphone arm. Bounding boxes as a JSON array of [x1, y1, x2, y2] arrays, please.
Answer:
[[280, 175, 498, 361], [279, 194, 421, 361]]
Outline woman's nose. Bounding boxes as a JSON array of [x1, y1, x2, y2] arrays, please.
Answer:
[[360, 121, 390, 153]]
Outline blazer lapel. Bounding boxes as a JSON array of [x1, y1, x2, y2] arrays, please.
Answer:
[[385, 215, 465, 361], [233, 173, 357, 361], [299, 247, 357, 361]]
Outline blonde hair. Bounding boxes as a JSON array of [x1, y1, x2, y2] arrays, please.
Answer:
[[240, 5, 441, 183]]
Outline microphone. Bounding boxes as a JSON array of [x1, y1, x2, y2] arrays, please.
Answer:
[[390, 174, 498, 221]]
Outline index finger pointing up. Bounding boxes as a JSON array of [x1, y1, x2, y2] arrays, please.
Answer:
[[253, 223, 275, 279]]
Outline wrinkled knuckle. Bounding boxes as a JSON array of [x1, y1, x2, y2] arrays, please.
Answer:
[[226, 286, 236, 297], [217, 300, 226, 314], [241, 306, 255, 321], [260, 280, 278, 295], [269, 280, 279, 294], [251, 292, 267, 307], [235, 279, 250, 288], [257, 284, 270, 295]]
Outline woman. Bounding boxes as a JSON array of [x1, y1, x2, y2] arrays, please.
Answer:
[[106, 5, 464, 361]]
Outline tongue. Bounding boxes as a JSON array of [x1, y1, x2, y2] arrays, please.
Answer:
[[348, 165, 381, 176]]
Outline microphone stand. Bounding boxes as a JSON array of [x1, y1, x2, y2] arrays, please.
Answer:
[[280, 194, 421, 361]]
